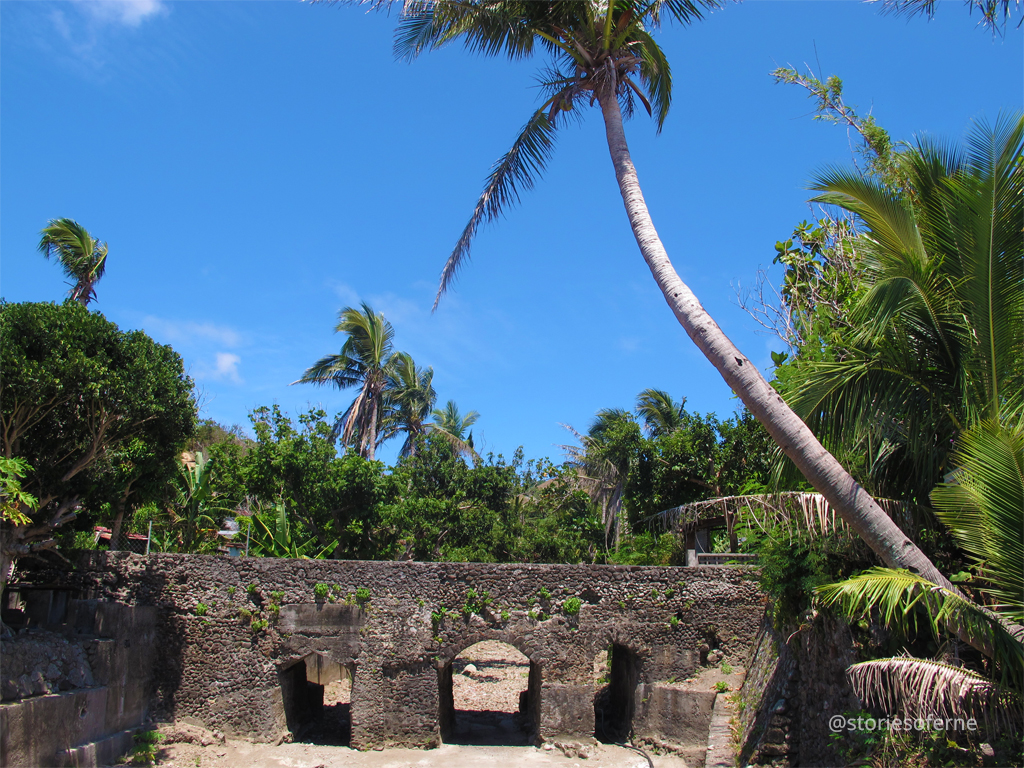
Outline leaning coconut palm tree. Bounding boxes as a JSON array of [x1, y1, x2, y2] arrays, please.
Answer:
[[37, 218, 108, 307], [295, 303, 401, 461], [390, 0, 963, 600]]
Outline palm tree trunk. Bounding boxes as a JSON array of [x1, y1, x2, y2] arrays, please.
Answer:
[[595, 88, 956, 593], [367, 394, 378, 462]]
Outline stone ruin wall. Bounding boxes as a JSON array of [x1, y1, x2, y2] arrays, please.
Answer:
[[58, 552, 767, 749]]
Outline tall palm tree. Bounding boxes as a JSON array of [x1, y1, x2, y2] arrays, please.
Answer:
[[563, 407, 641, 549], [380, 351, 438, 457], [391, 0, 960, 597], [787, 115, 1023, 501], [295, 302, 400, 461], [429, 399, 479, 457], [37, 218, 108, 307], [636, 388, 685, 438]]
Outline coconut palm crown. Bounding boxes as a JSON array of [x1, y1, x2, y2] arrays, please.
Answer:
[[393, 0, 721, 308], [37, 218, 109, 307], [294, 302, 400, 461]]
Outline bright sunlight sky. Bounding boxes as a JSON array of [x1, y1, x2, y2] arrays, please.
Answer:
[[1, 0, 1020, 465]]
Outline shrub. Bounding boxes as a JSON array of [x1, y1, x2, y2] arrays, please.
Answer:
[[563, 597, 582, 616], [355, 587, 371, 605], [195, 603, 208, 616], [314, 583, 329, 599]]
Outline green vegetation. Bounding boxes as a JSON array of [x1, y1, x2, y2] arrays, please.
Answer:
[[314, 583, 329, 600], [714, 681, 729, 693], [562, 597, 582, 616], [195, 603, 208, 617], [124, 729, 162, 766]]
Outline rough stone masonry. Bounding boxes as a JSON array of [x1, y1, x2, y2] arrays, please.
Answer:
[[25, 552, 767, 750]]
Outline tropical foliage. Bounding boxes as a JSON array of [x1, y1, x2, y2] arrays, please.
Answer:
[[780, 115, 1024, 503]]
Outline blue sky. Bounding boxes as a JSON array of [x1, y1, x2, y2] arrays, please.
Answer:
[[2, 0, 1020, 466]]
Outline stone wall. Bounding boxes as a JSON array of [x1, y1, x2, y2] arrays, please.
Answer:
[[45, 552, 767, 750], [0, 599, 158, 767], [737, 615, 862, 767]]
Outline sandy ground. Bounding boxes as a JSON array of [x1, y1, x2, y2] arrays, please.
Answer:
[[136, 641, 738, 768]]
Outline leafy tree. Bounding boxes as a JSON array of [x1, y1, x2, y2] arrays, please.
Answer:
[[37, 219, 109, 307], [240, 406, 390, 557], [0, 301, 195, 592], [386, 0, 956, 593], [295, 303, 402, 460]]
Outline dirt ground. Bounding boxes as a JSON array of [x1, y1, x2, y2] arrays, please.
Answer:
[[137, 641, 739, 768]]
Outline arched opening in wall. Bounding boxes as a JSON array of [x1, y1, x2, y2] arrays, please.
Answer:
[[438, 641, 539, 746], [593, 644, 639, 743], [278, 654, 353, 746]]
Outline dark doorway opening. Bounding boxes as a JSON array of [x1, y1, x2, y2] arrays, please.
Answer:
[[279, 654, 352, 746], [438, 640, 539, 745], [594, 644, 639, 743]]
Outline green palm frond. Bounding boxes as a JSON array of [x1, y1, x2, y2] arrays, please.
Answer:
[[874, 0, 1022, 35], [816, 567, 1023, 687], [630, 26, 671, 130], [395, 0, 545, 62], [847, 656, 1022, 733], [932, 421, 1024, 625], [635, 388, 685, 437], [809, 169, 927, 266], [429, 399, 479, 457], [433, 106, 559, 309], [786, 115, 1024, 499]]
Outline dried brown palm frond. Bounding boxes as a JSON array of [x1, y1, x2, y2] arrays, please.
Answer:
[[848, 655, 1022, 734], [652, 491, 923, 541]]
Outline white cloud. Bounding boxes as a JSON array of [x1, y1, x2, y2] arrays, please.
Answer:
[[328, 280, 363, 309], [72, 0, 167, 28], [205, 352, 243, 384], [141, 316, 243, 348]]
